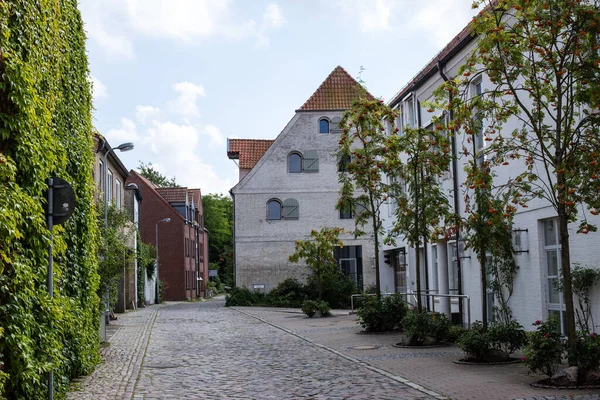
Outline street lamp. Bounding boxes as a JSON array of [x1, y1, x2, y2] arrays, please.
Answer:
[[103, 142, 134, 228], [155, 217, 171, 303]]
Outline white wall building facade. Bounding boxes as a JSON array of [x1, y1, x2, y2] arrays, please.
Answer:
[[379, 20, 600, 332], [229, 66, 378, 293]]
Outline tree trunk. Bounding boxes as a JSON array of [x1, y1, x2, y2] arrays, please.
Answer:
[[558, 204, 576, 352], [370, 192, 381, 300]]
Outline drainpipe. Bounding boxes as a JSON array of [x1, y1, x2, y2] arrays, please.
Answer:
[[438, 61, 464, 326], [417, 99, 430, 311], [229, 189, 236, 287]]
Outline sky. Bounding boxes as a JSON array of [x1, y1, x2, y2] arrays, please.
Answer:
[[80, 0, 479, 196]]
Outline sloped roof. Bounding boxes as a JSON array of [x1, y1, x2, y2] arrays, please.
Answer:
[[188, 189, 202, 214], [156, 187, 188, 203], [298, 66, 375, 111], [227, 139, 275, 169]]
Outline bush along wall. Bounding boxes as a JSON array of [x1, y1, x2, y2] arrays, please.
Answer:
[[0, 0, 100, 398]]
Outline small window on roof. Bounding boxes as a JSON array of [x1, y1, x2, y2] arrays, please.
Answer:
[[267, 199, 282, 220], [288, 152, 302, 173], [319, 118, 330, 134]]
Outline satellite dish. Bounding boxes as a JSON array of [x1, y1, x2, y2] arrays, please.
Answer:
[[45, 177, 76, 225]]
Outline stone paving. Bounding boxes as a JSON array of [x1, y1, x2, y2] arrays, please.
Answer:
[[67, 300, 600, 400]]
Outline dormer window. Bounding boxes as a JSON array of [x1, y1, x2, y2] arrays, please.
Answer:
[[319, 118, 330, 134]]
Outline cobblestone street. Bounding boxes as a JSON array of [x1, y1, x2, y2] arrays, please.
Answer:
[[68, 300, 600, 400]]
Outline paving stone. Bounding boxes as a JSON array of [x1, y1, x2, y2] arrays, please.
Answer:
[[67, 300, 600, 400]]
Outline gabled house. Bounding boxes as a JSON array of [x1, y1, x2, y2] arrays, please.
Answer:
[[93, 135, 137, 314], [127, 171, 209, 301], [380, 13, 600, 332], [228, 66, 378, 293]]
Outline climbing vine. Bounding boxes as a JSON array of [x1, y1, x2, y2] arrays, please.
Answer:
[[0, 0, 100, 398]]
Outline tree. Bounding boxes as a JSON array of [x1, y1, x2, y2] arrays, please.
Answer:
[[202, 193, 233, 284], [289, 227, 344, 301], [138, 161, 180, 187], [445, 0, 600, 346], [338, 97, 399, 298], [385, 123, 452, 312]]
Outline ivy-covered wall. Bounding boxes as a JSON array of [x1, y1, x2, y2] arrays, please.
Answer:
[[0, 0, 100, 398]]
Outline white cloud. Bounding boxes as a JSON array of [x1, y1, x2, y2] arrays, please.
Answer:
[[168, 82, 206, 117], [263, 4, 286, 28], [140, 119, 232, 194], [334, 0, 475, 45], [79, 0, 135, 60], [90, 75, 108, 100], [135, 105, 161, 125], [79, 0, 287, 60], [105, 118, 140, 143], [204, 124, 225, 146], [409, 0, 476, 47], [335, 0, 395, 33]]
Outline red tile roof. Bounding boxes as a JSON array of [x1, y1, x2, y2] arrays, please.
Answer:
[[298, 66, 375, 111], [227, 139, 275, 169], [188, 189, 202, 214], [156, 187, 188, 203]]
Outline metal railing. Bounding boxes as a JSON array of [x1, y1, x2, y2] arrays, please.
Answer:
[[350, 291, 471, 329]]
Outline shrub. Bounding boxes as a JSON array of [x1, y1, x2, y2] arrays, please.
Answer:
[[488, 320, 527, 355], [569, 331, 600, 376], [225, 286, 265, 307], [356, 294, 408, 332], [403, 309, 434, 345], [305, 270, 356, 309], [447, 325, 466, 343], [302, 300, 330, 317], [523, 318, 564, 377], [430, 313, 451, 343], [302, 300, 319, 317], [265, 278, 306, 308], [457, 321, 491, 362]]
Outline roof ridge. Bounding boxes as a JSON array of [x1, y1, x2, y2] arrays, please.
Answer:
[[298, 65, 374, 111]]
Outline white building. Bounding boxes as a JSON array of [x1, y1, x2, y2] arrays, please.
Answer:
[[380, 18, 600, 332], [228, 66, 378, 293]]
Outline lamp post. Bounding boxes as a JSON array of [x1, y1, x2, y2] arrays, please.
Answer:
[[103, 142, 134, 228], [101, 141, 133, 330], [155, 217, 171, 303]]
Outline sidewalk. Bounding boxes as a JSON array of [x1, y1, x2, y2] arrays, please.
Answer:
[[235, 307, 600, 400], [67, 305, 164, 400]]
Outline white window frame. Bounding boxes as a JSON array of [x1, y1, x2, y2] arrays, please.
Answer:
[[115, 179, 122, 209], [543, 218, 566, 334], [107, 169, 113, 203]]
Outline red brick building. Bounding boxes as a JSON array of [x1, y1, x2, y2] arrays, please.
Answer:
[[127, 171, 209, 301]]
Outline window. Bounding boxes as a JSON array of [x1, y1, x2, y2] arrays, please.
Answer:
[[192, 240, 196, 259], [319, 118, 330, 134], [431, 245, 439, 293], [335, 245, 363, 291], [448, 243, 459, 294], [288, 152, 302, 173], [339, 206, 352, 219], [338, 154, 351, 172], [115, 180, 122, 209], [282, 198, 299, 220], [185, 238, 189, 257], [544, 218, 566, 334], [99, 161, 104, 190], [107, 170, 113, 203], [267, 199, 282, 220], [403, 96, 416, 128]]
